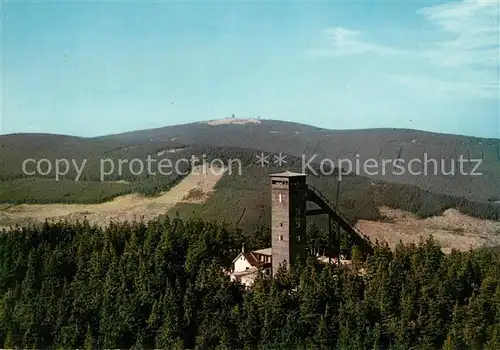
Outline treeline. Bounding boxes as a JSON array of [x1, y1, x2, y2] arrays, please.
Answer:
[[1, 218, 499, 349], [0, 136, 190, 182], [0, 139, 194, 204], [373, 182, 500, 221], [0, 175, 185, 205]]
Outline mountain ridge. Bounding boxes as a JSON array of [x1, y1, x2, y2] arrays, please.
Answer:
[[1, 119, 499, 202], [3, 119, 498, 141]]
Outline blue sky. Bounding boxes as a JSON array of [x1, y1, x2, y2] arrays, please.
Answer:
[[2, 0, 499, 138]]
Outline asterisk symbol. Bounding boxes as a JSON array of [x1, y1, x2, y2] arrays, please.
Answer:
[[273, 153, 287, 167], [255, 152, 269, 167]]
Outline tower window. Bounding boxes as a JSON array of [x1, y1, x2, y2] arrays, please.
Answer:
[[280, 223, 283, 227], [279, 235, 283, 241], [297, 235, 301, 242]]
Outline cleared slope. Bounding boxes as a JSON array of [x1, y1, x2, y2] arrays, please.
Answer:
[[358, 207, 500, 253], [0, 165, 225, 228]]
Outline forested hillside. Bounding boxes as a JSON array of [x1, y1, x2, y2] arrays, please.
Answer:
[[168, 150, 500, 234], [0, 135, 192, 203], [1, 218, 499, 349], [2, 120, 500, 202], [105, 119, 500, 201], [2, 145, 499, 233]]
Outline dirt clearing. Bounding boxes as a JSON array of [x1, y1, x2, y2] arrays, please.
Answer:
[[0, 165, 226, 228], [358, 207, 500, 253]]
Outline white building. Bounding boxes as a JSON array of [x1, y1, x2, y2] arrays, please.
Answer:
[[229, 248, 272, 288], [228, 246, 350, 288]]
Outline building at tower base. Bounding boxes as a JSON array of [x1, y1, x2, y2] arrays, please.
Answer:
[[227, 246, 350, 288]]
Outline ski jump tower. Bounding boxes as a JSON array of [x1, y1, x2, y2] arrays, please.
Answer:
[[270, 171, 373, 276]]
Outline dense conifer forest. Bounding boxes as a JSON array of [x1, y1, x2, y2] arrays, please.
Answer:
[[1, 217, 499, 349]]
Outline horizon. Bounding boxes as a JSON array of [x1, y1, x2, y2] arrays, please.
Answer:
[[2, 0, 499, 139], [2, 117, 500, 141]]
